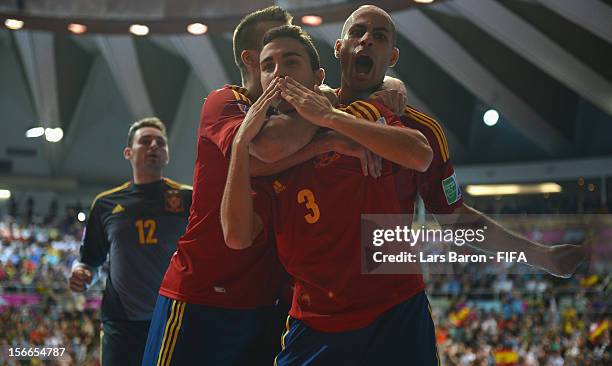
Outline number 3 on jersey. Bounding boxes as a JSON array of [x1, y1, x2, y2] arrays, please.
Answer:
[[135, 219, 158, 245], [297, 189, 320, 224]]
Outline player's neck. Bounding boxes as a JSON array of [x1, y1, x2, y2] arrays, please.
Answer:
[[338, 79, 380, 105], [242, 75, 262, 101], [132, 170, 163, 185]]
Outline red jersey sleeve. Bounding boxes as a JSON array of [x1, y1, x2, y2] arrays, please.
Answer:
[[200, 86, 252, 157], [402, 106, 463, 214], [250, 177, 275, 244], [352, 100, 413, 173], [346, 100, 403, 127]]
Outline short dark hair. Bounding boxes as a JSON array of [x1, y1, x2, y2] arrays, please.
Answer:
[[233, 6, 293, 74], [127, 117, 167, 147], [262, 25, 321, 71]]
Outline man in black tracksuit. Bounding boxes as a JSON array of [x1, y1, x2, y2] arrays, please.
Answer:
[[69, 117, 191, 366]]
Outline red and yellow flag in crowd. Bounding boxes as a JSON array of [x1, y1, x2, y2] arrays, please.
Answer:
[[589, 320, 609, 343], [493, 349, 519, 365], [449, 307, 470, 327]]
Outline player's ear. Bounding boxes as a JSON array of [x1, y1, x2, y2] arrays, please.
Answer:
[[334, 40, 342, 59], [241, 50, 258, 70], [389, 47, 399, 68], [123, 147, 132, 160], [315, 68, 325, 86]]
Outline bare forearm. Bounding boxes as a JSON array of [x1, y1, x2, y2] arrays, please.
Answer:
[[326, 110, 432, 171], [221, 141, 256, 249], [438, 204, 549, 266], [436, 204, 589, 278], [250, 113, 319, 163], [249, 137, 328, 177]]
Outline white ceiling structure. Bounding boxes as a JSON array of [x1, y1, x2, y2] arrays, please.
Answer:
[[1, 0, 612, 212]]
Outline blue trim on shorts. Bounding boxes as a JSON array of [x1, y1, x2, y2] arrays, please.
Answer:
[[142, 295, 286, 366]]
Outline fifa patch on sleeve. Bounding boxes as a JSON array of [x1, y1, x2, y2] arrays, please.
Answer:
[[442, 172, 461, 205]]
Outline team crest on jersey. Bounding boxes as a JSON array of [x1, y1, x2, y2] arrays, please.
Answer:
[[272, 180, 286, 194], [376, 116, 387, 125], [164, 190, 184, 213], [314, 152, 340, 168]]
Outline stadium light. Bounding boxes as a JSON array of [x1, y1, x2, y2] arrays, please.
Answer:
[[187, 23, 208, 35], [0, 190, 10, 199], [130, 24, 149, 36], [301, 15, 323, 27], [77, 212, 87, 222], [414, 0, 435, 3], [68, 23, 87, 34], [465, 183, 562, 196], [483, 109, 499, 126], [5, 18, 24, 30], [45, 128, 64, 143], [26, 127, 45, 138]]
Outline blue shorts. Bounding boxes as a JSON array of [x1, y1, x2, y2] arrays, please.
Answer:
[[274, 291, 440, 366], [142, 295, 288, 366]]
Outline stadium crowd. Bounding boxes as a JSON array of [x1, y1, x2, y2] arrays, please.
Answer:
[[429, 273, 610, 365], [0, 215, 103, 365]]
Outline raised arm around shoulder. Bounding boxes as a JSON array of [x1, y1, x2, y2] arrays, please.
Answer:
[[222, 79, 279, 249], [279, 78, 432, 171], [325, 110, 433, 172]]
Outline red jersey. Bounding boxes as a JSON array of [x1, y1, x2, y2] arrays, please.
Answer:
[[159, 85, 286, 308], [394, 106, 463, 215], [255, 100, 425, 332]]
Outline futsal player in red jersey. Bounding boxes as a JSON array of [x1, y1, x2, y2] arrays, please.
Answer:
[[142, 7, 336, 366], [335, 4, 587, 291], [220, 19, 440, 364], [334, 6, 587, 281]]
